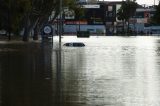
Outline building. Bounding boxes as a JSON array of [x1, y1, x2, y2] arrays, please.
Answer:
[[63, 3, 106, 34], [63, 1, 122, 34], [59, 1, 159, 35], [129, 7, 157, 34], [104, 1, 122, 34]]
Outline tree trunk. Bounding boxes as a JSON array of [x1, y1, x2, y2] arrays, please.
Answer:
[[127, 19, 130, 34], [23, 26, 30, 41], [8, 31, 11, 40], [32, 18, 40, 40], [33, 25, 39, 40], [7, 7, 11, 40], [122, 20, 125, 33], [23, 14, 30, 41]]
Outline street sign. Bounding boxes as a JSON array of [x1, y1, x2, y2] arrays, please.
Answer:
[[41, 24, 53, 39], [43, 25, 52, 34]]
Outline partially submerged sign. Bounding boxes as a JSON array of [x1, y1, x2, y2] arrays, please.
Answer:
[[41, 24, 53, 39]]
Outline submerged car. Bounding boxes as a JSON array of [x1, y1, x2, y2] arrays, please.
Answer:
[[63, 42, 85, 47]]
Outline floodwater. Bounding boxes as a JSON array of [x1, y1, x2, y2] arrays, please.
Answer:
[[0, 36, 160, 106]]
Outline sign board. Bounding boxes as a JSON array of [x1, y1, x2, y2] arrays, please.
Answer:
[[43, 26, 52, 34], [42, 25, 53, 38], [64, 8, 75, 19], [137, 18, 148, 23], [65, 20, 87, 25]]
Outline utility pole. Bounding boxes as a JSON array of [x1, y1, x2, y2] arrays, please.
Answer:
[[59, 0, 62, 48], [58, 0, 63, 71], [8, 0, 12, 40]]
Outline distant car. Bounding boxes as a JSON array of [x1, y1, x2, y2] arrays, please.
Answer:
[[63, 42, 85, 47]]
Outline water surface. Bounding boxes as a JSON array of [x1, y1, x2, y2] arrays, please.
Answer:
[[0, 36, 160, 106]]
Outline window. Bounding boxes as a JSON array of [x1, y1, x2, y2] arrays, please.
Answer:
[[108, 6, 113, 11]]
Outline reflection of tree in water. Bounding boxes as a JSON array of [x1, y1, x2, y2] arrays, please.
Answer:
[[0, 42, 53, 106], [53, 48, 87, 106]]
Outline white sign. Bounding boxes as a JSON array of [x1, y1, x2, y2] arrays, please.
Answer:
[[64, 9, 75, 19], [44, 26, 52, 34], [137, 18, 148, 23], [82, 5, 100, 8], [108, 6, 113, 11]]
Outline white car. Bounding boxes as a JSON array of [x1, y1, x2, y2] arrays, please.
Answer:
[[63, 42, 85, 47]]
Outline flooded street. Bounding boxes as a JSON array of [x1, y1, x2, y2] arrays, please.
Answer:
[[0, 36, 160, 106]]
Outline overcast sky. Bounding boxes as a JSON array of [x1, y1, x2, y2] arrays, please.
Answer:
[[99, 0, 159, 5]]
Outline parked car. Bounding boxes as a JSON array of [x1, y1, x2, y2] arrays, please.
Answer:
[[63, 42, 85, 47]]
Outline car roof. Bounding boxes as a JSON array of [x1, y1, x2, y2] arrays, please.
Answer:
[[63, 42, 85, 47]]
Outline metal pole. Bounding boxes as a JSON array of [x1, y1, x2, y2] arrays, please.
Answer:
[[58, 0, 62, 72], [59, 0, 62, 49]]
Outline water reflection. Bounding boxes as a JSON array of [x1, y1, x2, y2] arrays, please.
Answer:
[[0, 36, 160, 106], [0, 42, 54, 106], [58, 36, 160, 106]]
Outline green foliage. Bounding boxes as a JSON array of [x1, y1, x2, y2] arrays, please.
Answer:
[[117, 0, 138, 22], [64, 0, 84, 19], [0, 0, 81, 38], [152, 2, 160, 24], [0, 0, 31, 33], [117, 0, 138, 32]]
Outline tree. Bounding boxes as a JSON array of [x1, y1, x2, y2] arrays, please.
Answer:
[[152, 2, 160, 24], [117, 0, 138, 33], [0, 0, 81, 41], [21, 0, 60, 41], [0, 0, 31, 40], [22, 0, 83, 41]]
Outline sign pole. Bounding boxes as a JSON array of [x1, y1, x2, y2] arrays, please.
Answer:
[[58, 0, 63, 72], [59, 0, 62, 49]]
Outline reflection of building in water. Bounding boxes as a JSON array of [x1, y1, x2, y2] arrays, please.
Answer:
[[57, 48, 87, 105]]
